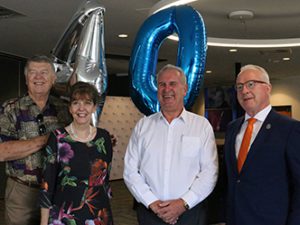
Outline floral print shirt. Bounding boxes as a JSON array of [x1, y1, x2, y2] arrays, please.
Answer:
[[0, 94, 71, 184], [40, 127, 113, 225]]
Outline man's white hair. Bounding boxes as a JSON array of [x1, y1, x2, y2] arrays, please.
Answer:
[[157, 64, 187, 85], [239, 64, 270, 84]]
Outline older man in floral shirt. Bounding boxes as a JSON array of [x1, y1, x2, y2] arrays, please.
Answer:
[[0, 55, 71, 225]]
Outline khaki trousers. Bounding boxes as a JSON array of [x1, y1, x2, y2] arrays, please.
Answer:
[[5, 177, 40, 225]]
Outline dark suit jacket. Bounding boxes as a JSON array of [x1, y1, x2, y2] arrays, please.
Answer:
[[224, 109, 300, 225]]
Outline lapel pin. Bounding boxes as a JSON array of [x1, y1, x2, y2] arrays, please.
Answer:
[[266, 123, 271, 129]]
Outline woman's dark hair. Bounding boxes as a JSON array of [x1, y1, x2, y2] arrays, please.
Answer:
[[69, 81, 100, 105]]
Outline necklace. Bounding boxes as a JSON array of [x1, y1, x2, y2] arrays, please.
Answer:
[[70, 123, 93, 142]]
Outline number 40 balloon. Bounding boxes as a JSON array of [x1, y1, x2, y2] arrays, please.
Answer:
[[129, 5, 207, 115]]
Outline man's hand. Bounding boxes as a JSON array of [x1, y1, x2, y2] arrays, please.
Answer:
[[149, 200, 164, 214], [156, 199, 186, 224]]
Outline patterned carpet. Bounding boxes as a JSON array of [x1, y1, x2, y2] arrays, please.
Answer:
[[110, 179, 138, 225]]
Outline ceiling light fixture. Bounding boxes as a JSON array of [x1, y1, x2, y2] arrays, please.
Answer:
[[167, 34, 179, 41], [229, 49, 237, 52], [149, 0, 197, 14], [228, 10, 254, 20], [118, 34, 128, 38], [282, 57, 290, 61], [208, 37, 300, 48], [167, 35, 300, 48]]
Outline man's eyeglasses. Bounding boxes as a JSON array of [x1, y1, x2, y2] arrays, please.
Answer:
[[235, 80, 268, 92], [36, 114, 46, 135]]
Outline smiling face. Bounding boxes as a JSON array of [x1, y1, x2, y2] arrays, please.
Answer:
[[236, 68, 272, 117], [69, 94, 96, 125], [157, 68, 187, 117], [25, 61, 56, 98]]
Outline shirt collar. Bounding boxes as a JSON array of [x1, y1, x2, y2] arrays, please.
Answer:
[[245, 105, 272, 122], [24, 93, 55, 111], [23, 94, 41, 108], [158, 108, 187, 123]]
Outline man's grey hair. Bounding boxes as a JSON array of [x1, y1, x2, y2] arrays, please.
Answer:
[[157, 64, 187, 85], [24, 55, 56, 76], [238, 64, 270, 84]]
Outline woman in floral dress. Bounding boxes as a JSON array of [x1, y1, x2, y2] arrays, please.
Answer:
[[40, 82, 113, 225]]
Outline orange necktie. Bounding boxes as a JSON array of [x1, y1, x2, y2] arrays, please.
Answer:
[[237, 118, 257, 172]]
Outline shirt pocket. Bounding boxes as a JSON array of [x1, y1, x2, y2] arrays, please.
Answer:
[[181, 136, 201, 157]]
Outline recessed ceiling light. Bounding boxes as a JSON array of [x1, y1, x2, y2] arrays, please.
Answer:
[[206, 70, 212, 74], [229, 49, 237, 52], [167, 34, 179, 41], [118, 34, 128, 38], [116, 73, 128, 77], [272, 59, 281, 63], [283, 57, 290, 61], [228, 10, 254, 20]]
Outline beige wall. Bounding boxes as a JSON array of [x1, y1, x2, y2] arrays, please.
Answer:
[[191, 89, 205, 115], [270, 76, 300, 120], [99, 96, 144, 180]]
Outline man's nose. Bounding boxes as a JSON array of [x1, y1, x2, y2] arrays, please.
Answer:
[[164, 84, 172, 91], [34, 72, 44, 78]]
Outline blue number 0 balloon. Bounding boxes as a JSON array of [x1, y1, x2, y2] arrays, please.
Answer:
[[129, 5, 207, 115]]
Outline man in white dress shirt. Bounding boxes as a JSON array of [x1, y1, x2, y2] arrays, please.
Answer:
[[124, 64, 218, 225]]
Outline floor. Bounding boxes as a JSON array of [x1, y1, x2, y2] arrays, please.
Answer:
[[110, 179, 138, 225]]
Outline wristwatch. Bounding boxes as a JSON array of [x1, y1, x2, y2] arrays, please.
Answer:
[[182, 199, 190, 210]]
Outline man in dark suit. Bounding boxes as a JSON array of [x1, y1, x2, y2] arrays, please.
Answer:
[[223, 64, 300, 225]]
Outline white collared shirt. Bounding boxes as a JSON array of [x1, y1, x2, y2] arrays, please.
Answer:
[[123, 109, 218, 209], [235, 105, 272, 158]]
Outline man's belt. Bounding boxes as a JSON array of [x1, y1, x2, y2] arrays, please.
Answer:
[[9, 176, 40, 189]]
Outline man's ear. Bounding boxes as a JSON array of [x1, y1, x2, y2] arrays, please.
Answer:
[[268, 83, 272, 92], [184, 84, 188, 96]]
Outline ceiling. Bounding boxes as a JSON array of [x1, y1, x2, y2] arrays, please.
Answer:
[[0, 0, 300, 87]]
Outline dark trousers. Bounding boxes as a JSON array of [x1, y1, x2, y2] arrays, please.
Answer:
[[136, 202, 207, 225]]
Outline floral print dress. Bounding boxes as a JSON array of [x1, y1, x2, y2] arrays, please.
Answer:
[[40, 127, 113, 225]]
